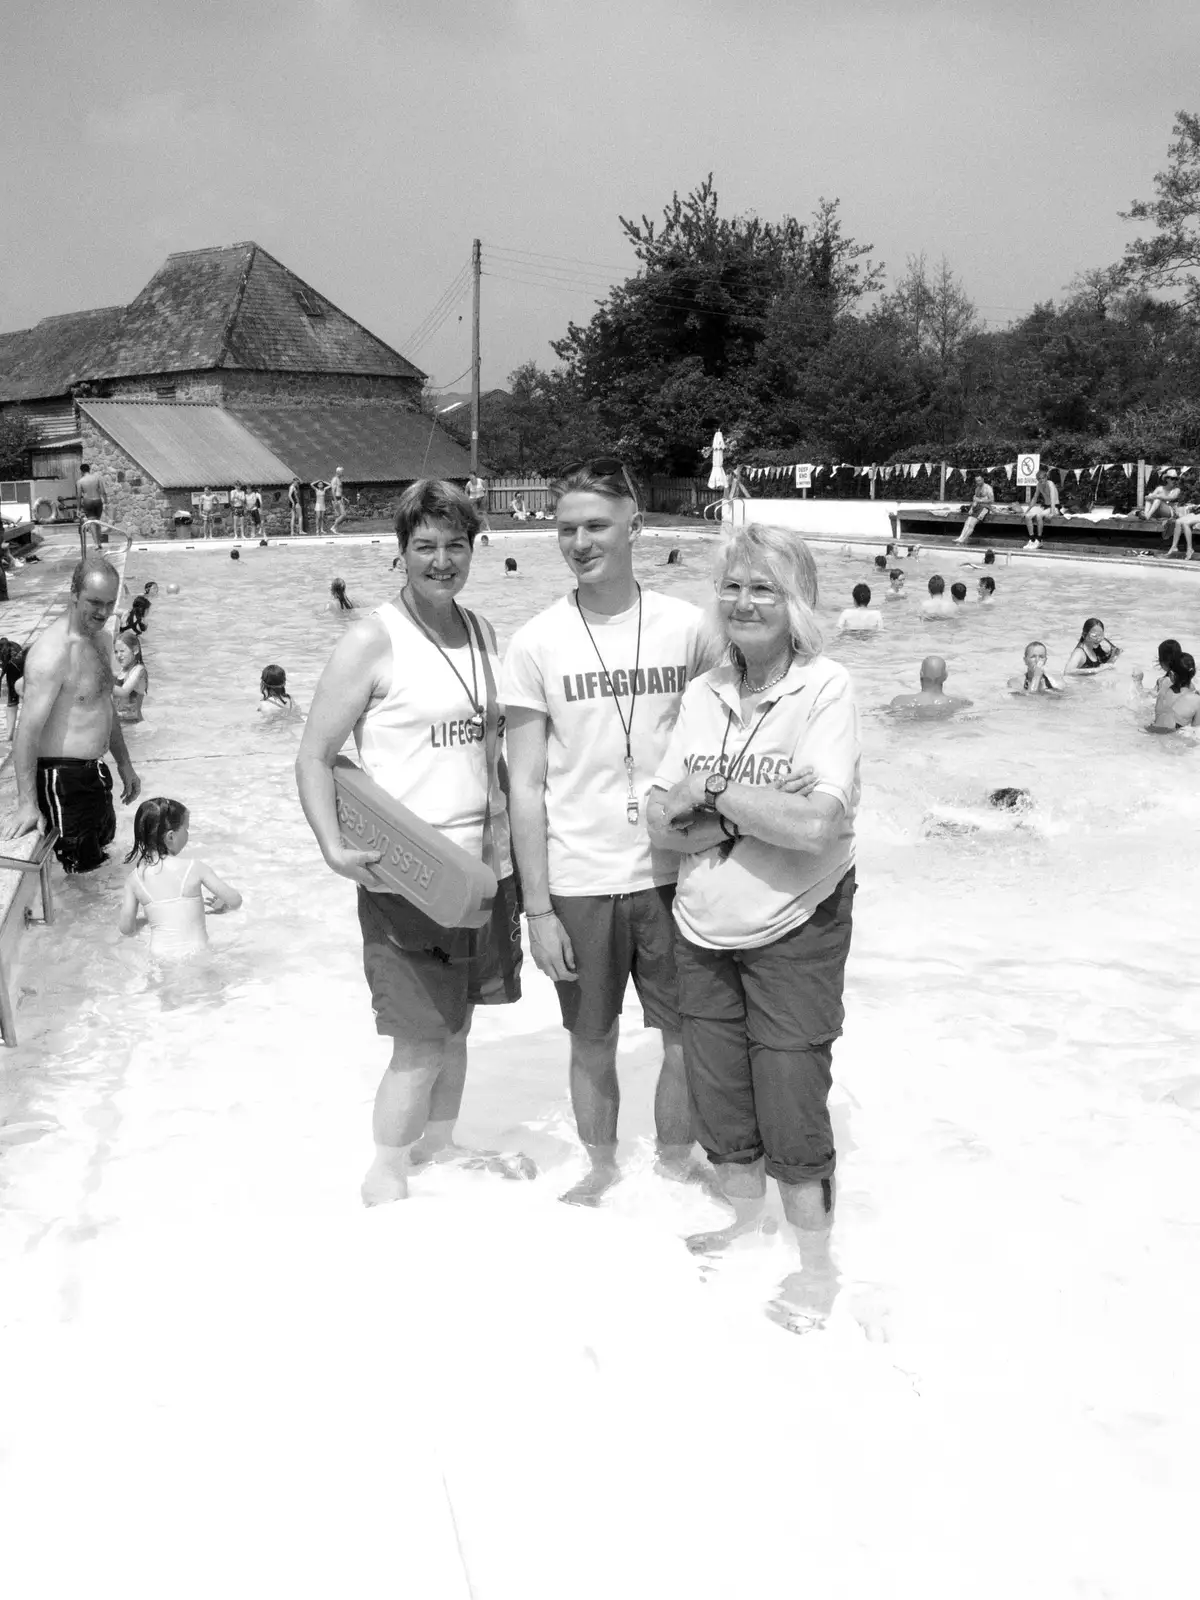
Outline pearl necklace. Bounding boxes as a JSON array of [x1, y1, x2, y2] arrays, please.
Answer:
[[742, 653, 793, 694]]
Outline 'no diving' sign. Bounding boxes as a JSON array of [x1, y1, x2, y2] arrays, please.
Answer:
[[1016, 453, 1040, 487]]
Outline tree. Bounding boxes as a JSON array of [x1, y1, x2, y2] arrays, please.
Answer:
[[0, 411, 33, 477], [1119, 111, 1200, 312], [551, 178, 882, 473]]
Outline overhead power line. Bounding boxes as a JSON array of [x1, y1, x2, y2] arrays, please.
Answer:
[[402, 260, 472, 355]]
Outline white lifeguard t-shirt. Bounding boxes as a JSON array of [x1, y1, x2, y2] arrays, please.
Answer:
[[355, 601, 511, 874], [653, 656, 860, 951], [501, 589, 709, 896]]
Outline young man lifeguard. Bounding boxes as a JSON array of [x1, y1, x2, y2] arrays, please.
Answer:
[[502, 460, 718, 1204]]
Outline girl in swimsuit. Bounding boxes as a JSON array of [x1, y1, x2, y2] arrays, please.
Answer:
[[118, 797, 243, 961], [1132, 638, 1182, 694], [328, 577, 354, 612], [1151, 652, 1200, 731], [1009, 641, 1064, 694], [113, 630, 148, 723], [258, 663, 301, 716], [1065, 617, 1121, 674]]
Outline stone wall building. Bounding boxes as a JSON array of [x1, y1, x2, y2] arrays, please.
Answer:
[[0, 243, 472, 533]]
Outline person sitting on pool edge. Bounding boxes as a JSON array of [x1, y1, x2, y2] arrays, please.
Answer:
[[921, 575, 956, 618], [977, 575, 996, 603], [950, 582, 968, 608], [835, 582, 882, 633], [1150, 651, 1200, 730], [1065, 617, 1121, 674], [889, 655, 972, 718], [1009, 642, 1063, 694], [955, 474, 995, 545], [886, 569, 907, 601]]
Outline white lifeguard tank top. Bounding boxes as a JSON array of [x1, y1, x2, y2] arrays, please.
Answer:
[[355, 601, 511, 874]]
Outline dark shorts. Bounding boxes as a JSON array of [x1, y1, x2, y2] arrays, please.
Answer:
[[358, 876, 523, 1041], [549, 885, 681, 1041], [250, 508, 262, 526], [36, 756, 116, 874], [675, 869, 856, 1185], [80, 498, 103, 520]]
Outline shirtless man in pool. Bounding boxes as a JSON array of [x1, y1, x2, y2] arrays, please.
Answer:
[[76, 463, 107, 550], [1, 555, 141, 872]]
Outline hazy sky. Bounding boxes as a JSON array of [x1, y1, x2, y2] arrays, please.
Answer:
[[3, 0, 1197, 391]]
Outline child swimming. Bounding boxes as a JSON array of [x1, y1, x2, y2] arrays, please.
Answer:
[[112, 630, 148, 723], [1009, 642, 1063, 694], [258, 664, 301, 716], [118, 797, 242, 961], [121, 594, 151, 635], [329, 577, 354, 611]]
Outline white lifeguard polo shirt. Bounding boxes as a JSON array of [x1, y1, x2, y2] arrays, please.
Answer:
[[653, 655, 860, 951]]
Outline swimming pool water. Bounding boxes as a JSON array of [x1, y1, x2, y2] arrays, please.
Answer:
[[2, 534, 1199, 1597]]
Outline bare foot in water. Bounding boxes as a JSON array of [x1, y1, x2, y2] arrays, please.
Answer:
[[410, 1142, 538, 1180], [764, 1265, 840, 1335], [559, 1164, 622, 1207], [360, 1164, 409, 1207], [686, 1212, 777, 1256], [655, 1149, 724, 1199]]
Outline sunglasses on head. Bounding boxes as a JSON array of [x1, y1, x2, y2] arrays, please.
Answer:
[[559, 457, 639, 504]]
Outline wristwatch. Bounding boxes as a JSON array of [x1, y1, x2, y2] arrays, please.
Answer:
[[703, 772, 728, 812]]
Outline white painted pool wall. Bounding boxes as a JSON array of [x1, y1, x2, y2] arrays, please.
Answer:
[[725, 498, 939, 539]]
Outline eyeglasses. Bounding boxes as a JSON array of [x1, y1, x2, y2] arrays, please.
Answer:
[[558, 457, 639, 505], [716, 581, 784, 607]]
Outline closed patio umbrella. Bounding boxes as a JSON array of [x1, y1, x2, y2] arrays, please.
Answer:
[[707, 429, 727, 490]]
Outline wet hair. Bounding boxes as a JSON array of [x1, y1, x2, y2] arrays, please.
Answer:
[[989, 787, 1032, 810], [1167, 652, 1196, 693], [260, 665, 291, 704], [115, 629, 149, 693], [70, 553, 119, 597], [712, 523, 823, 664], [125, 797, 188, 868], [1025, 640, 1047, 657], [1158, 638, 1182, 671], [873, 554, 888, 570], [330, 577, 353, 610], [927, 575, 945, 596], [394, 479, 481, 553], [979, 575, 996, 595], [121, 594, 151, 633], [143, 581, 159, 597], [550, 458, 640, 510], [852, 582, 871, 606], [80, 462, 91, 473], [889, 568, 904, 581], [479, 533, 490, 546], [505, 557, 518, 573], [950, 582, 967, 601], [230, 549, 240, 561], [983, 550, 996, 565], [666, 548, 683, 566], [1078, 616, 1104, 644]]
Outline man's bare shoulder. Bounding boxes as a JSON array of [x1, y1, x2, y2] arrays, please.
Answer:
[[24, 619, 71, 675]]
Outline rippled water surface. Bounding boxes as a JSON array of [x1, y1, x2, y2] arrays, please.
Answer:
[[2, 534, 1199, 1598]]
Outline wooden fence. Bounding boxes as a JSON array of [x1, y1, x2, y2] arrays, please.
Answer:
[[484, 475, 712, 516]]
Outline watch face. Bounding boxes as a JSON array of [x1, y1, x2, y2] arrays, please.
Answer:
[[705, 773, 728, 796]]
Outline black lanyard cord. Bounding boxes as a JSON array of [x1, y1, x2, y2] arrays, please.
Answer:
[[717, 696, 779, 781], [401, 589, 483, 726], [575, 585, 643, 765]]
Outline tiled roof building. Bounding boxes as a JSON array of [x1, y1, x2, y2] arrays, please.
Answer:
[[0, 243, 471, 536]]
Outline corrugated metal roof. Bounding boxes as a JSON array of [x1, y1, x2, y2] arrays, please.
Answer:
[[228, 403, 473, 482], [80, 401, 294, 488]]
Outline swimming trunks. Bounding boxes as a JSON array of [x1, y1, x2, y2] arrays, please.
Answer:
[[80, 498, 103, 519], [250, 508, 262, 526], [36, 756, 116, 874]]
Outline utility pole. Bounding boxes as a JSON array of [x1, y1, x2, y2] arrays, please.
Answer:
[[470, 239, 481, 477]]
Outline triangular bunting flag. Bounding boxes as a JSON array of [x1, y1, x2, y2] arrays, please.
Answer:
[[1004, 464, 1014, 481], [1122, 464, 1133, 478], [1074, 468, 1083, 482]]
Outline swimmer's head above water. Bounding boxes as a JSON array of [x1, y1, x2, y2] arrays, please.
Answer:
[[852, 582, 871, 607], [988, 787, 1033, 811], [978, 575, 996, 597], [950, 582, 967, 603], [505, 556, 518, 574], [874, 554, 888, 571], [927, 574, 945, 596], [330, 577, 353, 610], [983, 549, 996, 565], [919, 654, 948, 688], [260, 664, 292, 704], [125, 796, 189, 868]]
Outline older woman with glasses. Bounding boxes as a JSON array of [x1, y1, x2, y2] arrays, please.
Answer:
[[647, 522, 861, 1330]]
